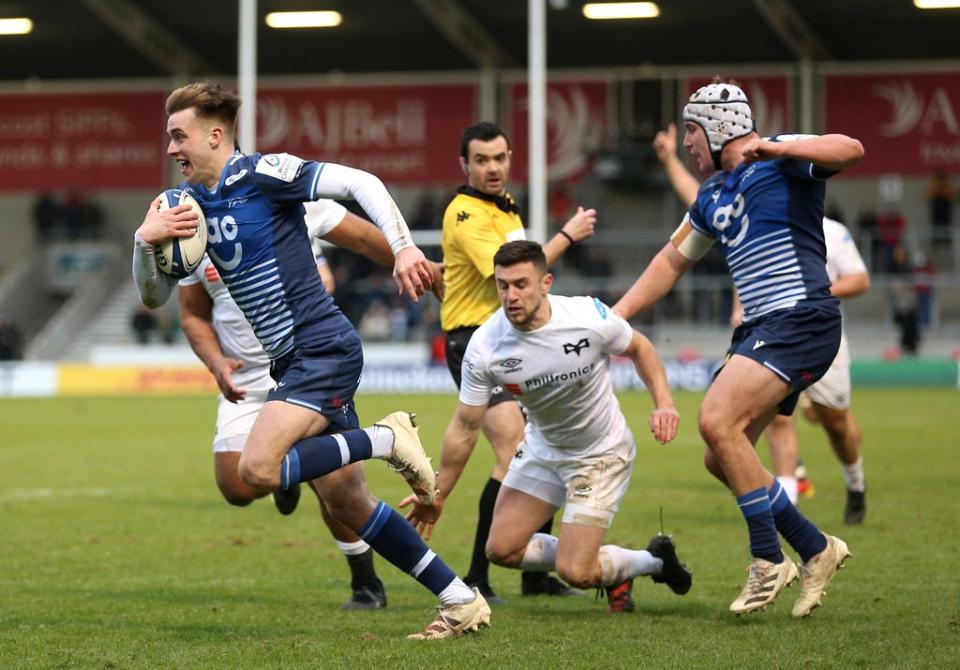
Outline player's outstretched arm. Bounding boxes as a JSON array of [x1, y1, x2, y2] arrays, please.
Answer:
[[312, 163, 433, 301], [322, 211, 395, 267], [543, 206, 597, 266], [132, 197, 200, 307], [613, 242, 696, 320], [179, 283, 246, 403], [654, 123, 701, 208], [400, 401, 487, 540], [741, 134, 864, 172], [621, 331, 679, 444], [321, 212, 445, 300]]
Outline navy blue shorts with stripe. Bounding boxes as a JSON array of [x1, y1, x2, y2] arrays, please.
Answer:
[[720, 304, 842, 415], [267, 329, 363, 432]]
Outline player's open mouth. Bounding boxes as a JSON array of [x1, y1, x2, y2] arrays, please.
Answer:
[[177, 159, 192, 174]]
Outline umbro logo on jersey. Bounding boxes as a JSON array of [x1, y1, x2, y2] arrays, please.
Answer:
[[500, 358, 522, 369], [225, 169, 248, 186], [563, 338, 590, 356], [753, 339, 765, 350], [456, 211, 471, 223]]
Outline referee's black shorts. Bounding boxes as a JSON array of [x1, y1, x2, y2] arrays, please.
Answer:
[[444, 326, 515, 408]]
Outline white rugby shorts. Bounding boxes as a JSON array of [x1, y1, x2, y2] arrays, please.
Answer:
[[212, 377, 272, 453], [804, 332, 851, 410], [501, 435, 636, 529]]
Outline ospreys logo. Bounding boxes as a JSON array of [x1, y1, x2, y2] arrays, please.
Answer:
[[562, 338, 590, 357], [457, 211, 471, 223]]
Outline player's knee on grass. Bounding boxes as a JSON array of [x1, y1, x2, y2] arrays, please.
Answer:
[[554, 559, 597, 590], [485, 537, 525, 568]]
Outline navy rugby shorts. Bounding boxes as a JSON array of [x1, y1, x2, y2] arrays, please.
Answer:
[[267, 329, 363, 432], [719, 304, 842, 415]]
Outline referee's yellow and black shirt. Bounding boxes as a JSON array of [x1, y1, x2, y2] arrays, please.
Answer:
[[440, 185, 526, 331]]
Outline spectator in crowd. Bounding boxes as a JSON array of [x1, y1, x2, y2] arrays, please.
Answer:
[[131, 304, 158, 345], [0, 313, 23, 360], [358, 301, 392, 342], [855, 210, 879, 272], [927, 171, 954, 245], [888, 247, 919, 354], [912, 251, 937, 332], [410, 193, 440, 230], [80, 197, 105, 240], [875, 206, 906, 273], [390, 296, 410, 343], [33, 192, 61, 242], [63, 191, 85, 240]]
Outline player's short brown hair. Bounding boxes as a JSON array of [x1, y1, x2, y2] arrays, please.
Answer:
[[493, 240, 547, 274], [166, 82, 240, 134]]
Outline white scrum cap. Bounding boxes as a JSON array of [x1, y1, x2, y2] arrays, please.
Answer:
[[682, 83, 754, 168]]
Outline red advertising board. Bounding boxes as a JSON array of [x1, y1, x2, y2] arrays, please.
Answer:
[[506, 81, 612, 182], [824, 72, 960, 175], [0, 91, 166, 191], [684, 76, 793, 136], [256, 84, 476, 184]]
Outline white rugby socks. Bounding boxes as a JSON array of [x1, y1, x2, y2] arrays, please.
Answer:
[[598, 545, 663, 586], [364, 425, 394, 458], [777, 476, 799, 505], [841, 456, 865, 492], [518, 533, 559, 572]]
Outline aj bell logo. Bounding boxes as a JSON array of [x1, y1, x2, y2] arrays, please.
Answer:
[[563, 338, 590, 356]]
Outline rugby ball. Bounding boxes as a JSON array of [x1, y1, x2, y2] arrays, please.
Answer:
[[154, 189, 207, 278]]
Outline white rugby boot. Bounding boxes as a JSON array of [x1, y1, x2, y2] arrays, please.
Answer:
[[407, 588, 491, 640], [729, 557, 799, 614], [792, 535, 852, 618], [375, 411, 437, 504]]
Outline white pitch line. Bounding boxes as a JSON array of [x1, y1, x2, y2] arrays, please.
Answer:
[[0, 487, 115, 503]]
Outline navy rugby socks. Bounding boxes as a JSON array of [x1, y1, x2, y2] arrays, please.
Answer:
[[359, 501, 464, 600], [279, 429, 373, 489], [768, 479, 828, 562], [737, 487, 783, 563]]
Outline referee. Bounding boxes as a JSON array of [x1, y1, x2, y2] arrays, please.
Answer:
[[440, 121, 596, 603]]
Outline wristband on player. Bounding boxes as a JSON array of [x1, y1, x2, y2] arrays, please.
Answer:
[[559, 230, 576, 246]]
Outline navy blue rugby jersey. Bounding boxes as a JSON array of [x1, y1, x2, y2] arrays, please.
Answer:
[[180, 151, 351, 360], [686, 134, 841, 322]]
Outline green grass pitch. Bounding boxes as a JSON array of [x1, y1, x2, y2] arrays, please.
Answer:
[[1, 389, 958, 669]]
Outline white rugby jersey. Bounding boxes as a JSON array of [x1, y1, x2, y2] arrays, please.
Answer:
[[822, 217, 867, 368], [178, 199, 346, 388], [460, 295, 635, 457], [823, 217, 867, 285]]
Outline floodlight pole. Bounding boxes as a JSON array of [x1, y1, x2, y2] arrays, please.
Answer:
[[238, 0, 257, 154], [528, 0, 547, 244]]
